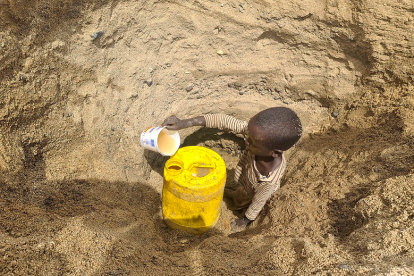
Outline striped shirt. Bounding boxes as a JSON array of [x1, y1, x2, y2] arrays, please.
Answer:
[[204, 114, 286, 220]]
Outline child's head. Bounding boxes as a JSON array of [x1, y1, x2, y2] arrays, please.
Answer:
[[246, 107, 302, 156]]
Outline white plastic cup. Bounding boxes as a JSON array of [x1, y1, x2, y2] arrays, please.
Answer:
[[140, 126, 180, 156]]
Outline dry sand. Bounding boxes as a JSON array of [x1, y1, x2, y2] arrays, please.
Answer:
[[1, 0, 414, 275]]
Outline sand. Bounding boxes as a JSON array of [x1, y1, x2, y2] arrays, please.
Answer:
[[1, 0, 414, 275]]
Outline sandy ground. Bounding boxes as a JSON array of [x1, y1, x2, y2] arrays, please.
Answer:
[[1, 0, 414, 275]]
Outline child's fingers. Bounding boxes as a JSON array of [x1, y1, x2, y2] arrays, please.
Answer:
[[162, 115, 180, 126]]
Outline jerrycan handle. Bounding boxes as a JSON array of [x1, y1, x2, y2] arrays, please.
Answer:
[[165, 160, 184, 176]]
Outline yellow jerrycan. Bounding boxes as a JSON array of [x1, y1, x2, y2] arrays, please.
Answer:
[[162, 146, 226, 235]]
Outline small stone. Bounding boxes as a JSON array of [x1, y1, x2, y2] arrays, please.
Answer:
[[239, 3, 244, 8], [301, 203, 305, 207], [67, 112, 73, 117], [10, 260, 17, 267], [19, 74, 26, 82], [179, 238, 188, 244], [337, 264, 351, 270], [275, 86, 283, 93], [332, 110, 340, 117], [239, 91, 244, 95], [217, 50, 224, 55], [274, 96, 279, 100], [90, 31, 104, 41], [111, 127, 115, 131], [282, 99, 289, 104], [144, 78, 153, 87], [186, 84, 194, 92], [221, 4, 224, 7]]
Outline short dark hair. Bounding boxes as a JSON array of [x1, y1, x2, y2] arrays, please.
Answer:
[[253, 107, 302, 151]]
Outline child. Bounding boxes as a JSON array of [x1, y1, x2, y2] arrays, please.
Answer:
[[162, 107, 302, 232]]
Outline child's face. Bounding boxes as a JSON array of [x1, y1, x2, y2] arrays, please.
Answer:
[[246, 116, 278, 157]]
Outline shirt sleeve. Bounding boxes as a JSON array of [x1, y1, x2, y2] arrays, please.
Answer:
[[244, 155, 286, 220], [244, 182, 276, 220], [204, 114, 248, 135]]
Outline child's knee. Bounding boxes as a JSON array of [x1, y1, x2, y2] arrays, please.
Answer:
[[232, 187, 251, 208], [223, 187, 235, 199]]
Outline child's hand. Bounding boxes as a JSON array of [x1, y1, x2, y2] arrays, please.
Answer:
[[162, 115, 186, 130], [162, 115, 206, 130], [230, 217, 252, 232]]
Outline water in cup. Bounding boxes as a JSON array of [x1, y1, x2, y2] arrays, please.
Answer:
[[157, 129, 179, 156], [140, 126, 180, 156]]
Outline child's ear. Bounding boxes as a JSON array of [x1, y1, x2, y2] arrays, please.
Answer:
[[271, 149, 283, 158]]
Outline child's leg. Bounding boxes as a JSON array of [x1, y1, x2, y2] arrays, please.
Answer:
[[223, 187, 235, 199], [229, 185, 251, 210]]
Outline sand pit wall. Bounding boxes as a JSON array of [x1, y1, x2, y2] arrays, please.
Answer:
[[1, 0, 414, 275]]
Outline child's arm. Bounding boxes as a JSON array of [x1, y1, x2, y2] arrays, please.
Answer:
[[163, 114, 248, 134], [162, 115, 206, 130], [204, 114, 247, 134]]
